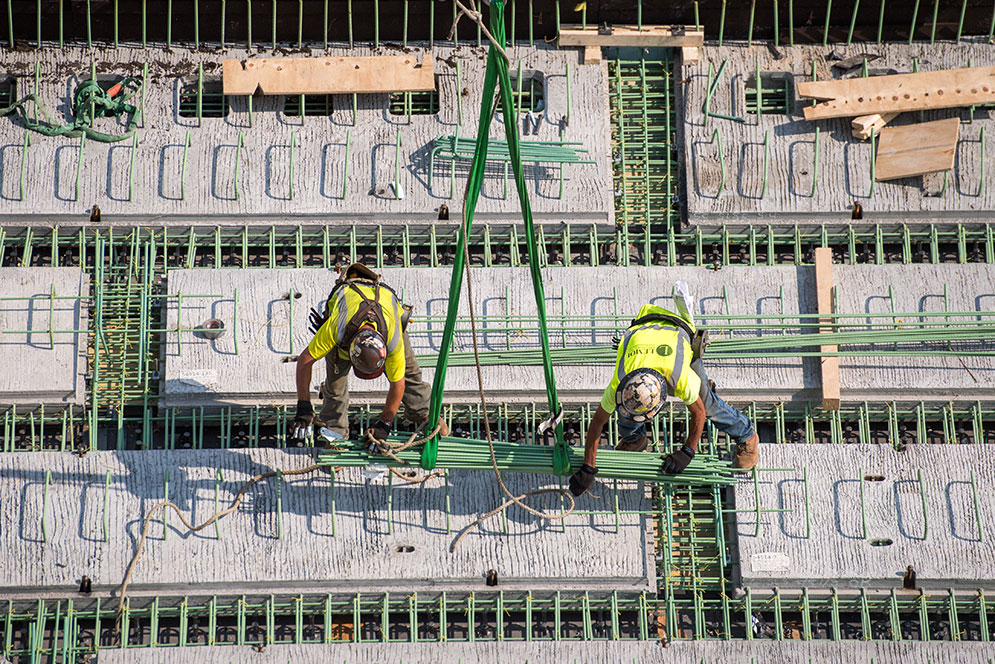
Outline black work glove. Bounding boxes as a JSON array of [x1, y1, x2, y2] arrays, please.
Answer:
[[569, 464, 598, 497], [661, 444, 696, 475], [292, 400, 314, 443], [308, 307, 328, 336], [366, 419, 393, 453]]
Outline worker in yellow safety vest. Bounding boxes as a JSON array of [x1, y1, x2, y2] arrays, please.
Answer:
[[291, 263, 448, 446], [568, 301, 759, 497]]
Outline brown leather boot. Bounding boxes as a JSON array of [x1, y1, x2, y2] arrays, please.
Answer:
[[436, 419, 450, 437], [615, 435, 649, 452], [734, 433, 760, 470]]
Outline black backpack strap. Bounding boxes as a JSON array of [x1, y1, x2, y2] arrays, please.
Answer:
[[334, 281, 390, 352]]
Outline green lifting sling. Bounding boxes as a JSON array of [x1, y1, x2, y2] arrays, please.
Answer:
[[420, 0, 570, 476]]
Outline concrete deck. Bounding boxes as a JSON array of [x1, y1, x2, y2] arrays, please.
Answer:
[[0, 44, 612, 225], [160, 264, 995, 409], [734, 443, 995, 589], [94, 639, 995, 663], [0, 267, 88, 406], [0, 448, 653, 596], [680, 42, 995, 226]]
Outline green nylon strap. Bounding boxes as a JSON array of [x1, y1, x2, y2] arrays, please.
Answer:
[[0, 77, 141, 142], [421, 0, 570, 475]]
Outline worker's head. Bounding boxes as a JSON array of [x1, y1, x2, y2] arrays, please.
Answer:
[[349, 326, 387, 379], [615, 368, 666, 422]]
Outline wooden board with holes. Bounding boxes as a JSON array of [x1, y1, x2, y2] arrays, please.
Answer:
[[874, 118, 960, 181], [558, 24, 704, 47], [222, 55, 435, 95], [798, 66, 995, 120]]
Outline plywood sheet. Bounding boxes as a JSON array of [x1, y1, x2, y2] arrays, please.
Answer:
[[798, 66, 995, 120], [558, 24, 704, 47], [222, 55, 435, 95], [874, 118, 959, 181]]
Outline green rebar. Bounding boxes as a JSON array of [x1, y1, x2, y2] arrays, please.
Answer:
[[180, 130, 191, 200], [234, 131, 243, 200], [930, 0, 939, 43], [18, 131, 30, 201], [847, 0, 860, 44], [73, 133, 85, 202], [823, 0, 832, 45], [748, 0, 756, 46]]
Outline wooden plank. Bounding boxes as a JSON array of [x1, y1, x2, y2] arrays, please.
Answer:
[[851, 112, 899, 140], [222, 55, 435, 96], [874, 118, 959, 181], [583, 45, 602, 65], [680, 47, 700, 66], [558, 24, 704, 47], [798, 66, 995, 120], [814, 247, 840, 411]]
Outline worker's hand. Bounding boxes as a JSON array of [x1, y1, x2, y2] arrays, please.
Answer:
[[661, 444, 696, 475], [371, 419, 392, 441], [292, 400, 314, 443], [308, 307, 328, 336], [569, 464, 598, 497]]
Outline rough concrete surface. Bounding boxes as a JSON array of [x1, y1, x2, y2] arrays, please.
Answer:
[[161, 264, 994, 408], [681, 42, 995, 226], [0, 267, 88, 406], [94, 639, 995, 663], [735, 444, 995, 589], [0, 448, 652, 595], [0, 44, 612, 225], [834, 264, 995, 399], [159, 265, 817, 407]]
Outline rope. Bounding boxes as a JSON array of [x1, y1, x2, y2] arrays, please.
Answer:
[[449, 0, 511, 63], [448, 167, 575, 553], [365, 421, 443, 465], [115, 463, 321, 615], [116, 422, 449, 619]]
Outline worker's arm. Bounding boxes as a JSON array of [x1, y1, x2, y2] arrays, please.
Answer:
[[369, 378, 405, 442], [662, 396, 705, 474], [292, 348, 319, 441], [569, 405, 612, 497], [380, 378, 405, 423], [582, 405, 611, 466], [684, 396, 705, 452]]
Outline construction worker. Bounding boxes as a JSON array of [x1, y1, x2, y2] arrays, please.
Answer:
[[568, 300, 759, 497], [291, 263, 447, 446]]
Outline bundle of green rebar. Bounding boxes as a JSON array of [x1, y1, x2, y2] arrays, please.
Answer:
[[0, 77, 141, 142], [318, 437, 737, 488], [417, 323, 995, 368]]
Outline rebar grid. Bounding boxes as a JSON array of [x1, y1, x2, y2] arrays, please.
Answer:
[[3, 585, 993, 659], [4, 1, 995, 50], [0, 224, 992, 272]]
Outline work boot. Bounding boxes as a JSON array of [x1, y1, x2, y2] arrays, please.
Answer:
[[615, 435, 649, 452], [734, 433, 760, 470]]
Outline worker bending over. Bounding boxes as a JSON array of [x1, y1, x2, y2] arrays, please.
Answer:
[[292, 263, 447, 445], [569, 293, 759, 497]]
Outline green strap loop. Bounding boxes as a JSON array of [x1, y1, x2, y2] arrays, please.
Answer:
[[422, 0, 570, 475]]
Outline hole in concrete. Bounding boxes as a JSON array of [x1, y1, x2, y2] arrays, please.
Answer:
[[863, 474, 886, 482], [395, 545, 415, 553], [194, 318, 226, 340], [869, 538, 893, 547]]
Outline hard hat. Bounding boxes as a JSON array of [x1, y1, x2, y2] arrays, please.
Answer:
[[350, 327, 387, 379], [615, 368, 666, 422]]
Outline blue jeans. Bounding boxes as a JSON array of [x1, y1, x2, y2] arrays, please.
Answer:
[[618, 358, 755, 447]]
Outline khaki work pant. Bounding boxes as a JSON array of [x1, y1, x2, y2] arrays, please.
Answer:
[[318, 331, 432, 436]]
